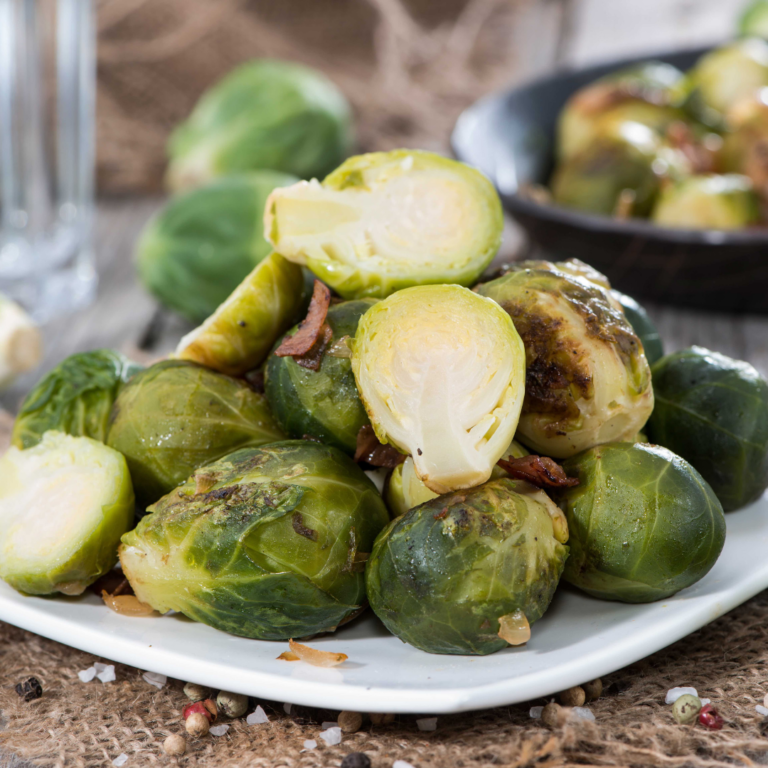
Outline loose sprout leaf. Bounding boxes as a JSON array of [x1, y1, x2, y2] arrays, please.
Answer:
[[275, 280, 332, 358], [288, 639, 348, 667], [354, 425, 406, 468], [498, 609, 531, 646], [497, 455, 579, 489]]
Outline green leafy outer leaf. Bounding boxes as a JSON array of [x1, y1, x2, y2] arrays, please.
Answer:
[[557, 442, 726, 603], [106, 360, 284, 508], [120, 440, 390, 640], [265, 299, 375, 454], [366, 478, 569, 655], [136, 172, 298, 324], [741, 0, 768, 38], [647, 347, 768, 511], [612, 290, 664, 365], [12, 350, 142, 450]]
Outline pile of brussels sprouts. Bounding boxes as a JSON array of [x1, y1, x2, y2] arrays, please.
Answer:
[[2, 146, 768, 659], [548, 34, 768, 230]]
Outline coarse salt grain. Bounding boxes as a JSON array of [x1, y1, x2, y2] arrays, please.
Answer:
[[142, 672, 166, 689], [321, 721, 338, 730], [665, 687, 697, 704], [302, 740, 317, 751], [112, 755, 128, 767], [393, 762, 416, 768], [209, 724, 230, 736], [529, 706, 544, 719], [247, 705, 269, 725], [78, 666, 97, 683], [320, 726, 342, 746], [700, 698, 711, 706], [572, 707, 596, 722], [416, 717, 437, 731], [96, 664, 116, 683], [757, 704, 768, 717], [283, 703, 293, 715]]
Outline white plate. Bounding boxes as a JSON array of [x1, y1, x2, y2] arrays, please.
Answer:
[[0, 495, 766, 714]]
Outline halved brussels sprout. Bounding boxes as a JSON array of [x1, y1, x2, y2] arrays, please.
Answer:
[[106, 360, 284, 507], [556, 442, 725, 603], [741, 1, 768, 38], [120, 441, 389, 640], [0, 296, 41, 389], [264, 150, 504, 299], [136, 172, 298, 324], [12, 350, 142, 450], [647, 347, 768, 511], [651, 174, 760, 230], [265, 299, 375, 454], [175, 252, 305, 376], [367, 477, 569, 655], [476, 268, 654, 459], [0, 431, 134, 595], [166, 59, 352, 192], [352, 285, 526, 494]]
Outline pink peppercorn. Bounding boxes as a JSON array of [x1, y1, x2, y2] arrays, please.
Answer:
[[698, 704, 724, 730]]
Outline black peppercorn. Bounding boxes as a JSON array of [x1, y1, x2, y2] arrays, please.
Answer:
[[341, 752, 372, 768], [15, 676, 42, 701]]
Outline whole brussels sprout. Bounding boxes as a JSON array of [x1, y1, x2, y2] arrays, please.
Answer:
[[367, 478, 569, 655], [647, 347, 768, 511], [476, 268, 654, 459], [0, 431, 134, 595], [556, 442, 725, 603], [741, 1, 768, 38], [265, 299, 375, 454], [265, 150, 504, 299], [651, 174, 760, 230], [166, 59, 352, 192], [136, 172, 298, 324], [12, 350, 142, 450], [106, 360, 284, 507], [175, 252, 305, 376], [0, 295, 41, 390], [120, 441, 389, 640], [352, 285, 526, 494]]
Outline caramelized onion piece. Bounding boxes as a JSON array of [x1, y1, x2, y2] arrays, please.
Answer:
[[354, 425, 406, 468], [288, 639, 348, 667], [277, 651, 300, 662], [102, 591, 156, 617], [498, 610, 531, 646], [275, 280, 331, 357], [497, 455, 579, 489]]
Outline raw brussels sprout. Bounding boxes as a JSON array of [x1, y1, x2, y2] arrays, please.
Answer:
[[136, 172, 298, 324], [175, 252, 305, 376], [651, 174, 760, 230], [120, 441, 389, 640], [612, 291, 664, 366], [12, 350, 142, 450], [265, 299, 375, 454], [352, 285, 526, 494], [367, 478, 569, 655], [0, 431, 134, 595], [556, 442, 725, 603], [106, 360, 284, 506], [0, 296, 41, 389], [647, 347, 768, 511], [741, 1, 768, 38], [166, 59, 352, 192], [476, 268, 654, 458], [265, 150, 504, 299]]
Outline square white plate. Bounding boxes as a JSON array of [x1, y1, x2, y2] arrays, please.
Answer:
[[0, 495, 765, 714]]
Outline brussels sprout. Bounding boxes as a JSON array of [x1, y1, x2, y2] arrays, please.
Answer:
[[0, 431, 134, 595], [136, 172, 299, 324], [611, 291, 664, 366], [106, 360, 284, 507], [741, 1, 768, 38], [352, 285, 526, 494], [265, 299, 375, 454], [166, 59, 352, 192], [175, 252, 305, 376], [651, 174, 760, 230], [0, 295, 41, 389], [119, 441, 389, 640], [556, 442, 725, 603], [647, 347, 768, 511], [367, 478, 569, 655], [264, 150, 504, 299], [720, 90, 768, 198], [476, 268, 654, 458], [12, 350, 142, 450]]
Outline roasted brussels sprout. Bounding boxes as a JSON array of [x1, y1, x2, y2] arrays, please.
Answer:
[[741, 1, 768, 39], [0, 296, 41, 389], [265, 150, 504, 299], [651, 174, 760, 230], [367, 478, 569, 655], [0, 431, 134, 595], [175, 252, 305, 376], [12, 350, 142, 450], [647, 347, 768, 511], [556, 442, 725, 603], [166, 59, 352, 192], [106, 360, 284, 506], [720, 90, 768, 198], [120, 441, 389, 640], [612, 291, 664, 366], [136, 172, 298, 323], [476, 268, 654, 458], [265, 299, 375, 454], [352, 285, 526, 494]]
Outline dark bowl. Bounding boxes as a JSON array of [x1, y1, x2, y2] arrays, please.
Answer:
[[452, 46, 768, 315]]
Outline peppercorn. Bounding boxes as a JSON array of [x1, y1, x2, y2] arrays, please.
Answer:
[[541, 702, 567, 728], [14, 677, 42, 702], [341, 753, 372, 768], [369, 712, 395, 725], [186, 712, 210, 738], [183, 682, 211, 702], [698, 704, 724, 730], [183, 699, 217, 723], [583, 679, 603, 702], [338, 710, 363, 733], [216, 690, 248, 718], [672, 694, 701, 725], [558, 686, 586, 707], [163, 734, 186, 756]]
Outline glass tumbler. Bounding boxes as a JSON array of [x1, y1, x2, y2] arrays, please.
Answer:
[[0, 0, 97, 323]]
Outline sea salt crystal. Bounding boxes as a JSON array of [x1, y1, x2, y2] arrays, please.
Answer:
[[247, 705, 269, 725], [701, 698, 711, 706], [210, 724, 230, 736], [665, 687, 698, 704], [95, 664, 116, 683], [757, 704, 768, 717], [142, 671, 166, 689], [283, 703, 293, 715], [529, 706, 544, 719], [112, 755, 128, 767], [393, 762, 416, 768], [321, 721, 338, 730], [416, 717, 437, 731], [78, 666, 97, 683], [320, 727, 342, 746], [302, 740, 317, 751], [572, 707, 596, 722]]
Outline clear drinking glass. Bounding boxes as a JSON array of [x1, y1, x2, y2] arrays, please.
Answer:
[[0, 0, 97, 324]]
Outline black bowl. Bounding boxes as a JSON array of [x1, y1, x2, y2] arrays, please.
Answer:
[[452, 46, 768, 315]]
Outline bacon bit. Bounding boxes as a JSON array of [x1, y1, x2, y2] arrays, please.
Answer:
[[497, 455, 579, 489], [288, 639, 348, 667], [292, 512, 318, 541], [498, 610, 531, 646], [354, 425, 406, 468], [101, 590, 156, 617], [277, 651, 300, 661], [294, 323, 333, 372], [275, 281, 332, 358]]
